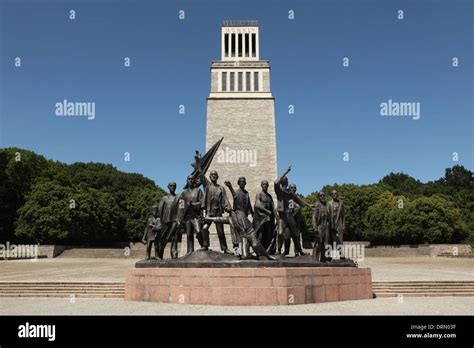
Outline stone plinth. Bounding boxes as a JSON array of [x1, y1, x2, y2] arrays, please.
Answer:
[[125, 266, 373, 306]]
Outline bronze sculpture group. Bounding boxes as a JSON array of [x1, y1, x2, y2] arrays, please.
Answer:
[[142, 141, 345, 262]]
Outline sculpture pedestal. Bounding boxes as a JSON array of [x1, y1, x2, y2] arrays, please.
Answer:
[[125, 252, 373, 306]]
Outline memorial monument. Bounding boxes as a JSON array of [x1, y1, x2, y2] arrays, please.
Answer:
[[125, 139, 373, 306], [125, 21, 373, 306]]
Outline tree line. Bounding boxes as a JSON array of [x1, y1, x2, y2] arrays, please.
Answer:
[[300, 166, 473, 245], [0, 148, 164, 245], [0, 148, 472, 246]]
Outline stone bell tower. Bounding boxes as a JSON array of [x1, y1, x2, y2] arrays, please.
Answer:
[[206, 20, 277, 200]]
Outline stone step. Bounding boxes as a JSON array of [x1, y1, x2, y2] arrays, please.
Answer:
[[372, 286, 474, 291], [0, 281, 125, 298], [376, 292, 474, 298], [0, 287, 123, 290], [0, 293, 124, 298], [374, 286, 473, 288], [373, 289, 474, 293], [373, 283, 474, 287], [373, 285, 474, 288], [373, 284, 474, 286], [372, 280, 474, 297], [373, 283, 474, 286], [0, 288, 123, 291], [0, 282, 123, 285], [1, 281, 472, 299], [0, 294, 124, 297], [0, 284, 124, 288], [0, 287, 125, 292], [0, 287, 124, 290], [0, 283, 124, 286], [373, 281, 474, 284]]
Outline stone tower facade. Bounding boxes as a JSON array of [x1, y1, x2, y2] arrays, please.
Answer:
[[206, 20, 277, 201]]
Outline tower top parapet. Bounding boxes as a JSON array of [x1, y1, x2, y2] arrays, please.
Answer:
[[220, 20, 260, 61], [222, 20, 258, 27]]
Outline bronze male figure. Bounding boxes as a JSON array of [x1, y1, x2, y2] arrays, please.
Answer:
[[141, 205, 161, 260], [253, 180, 277, 251], [328, 189, 345, 259], [201, 171, 232, 254], [224, 177, 253, 256], [157, 182, 180, 259], [286, 183, 306, 255], [178, 175, 206, 255], [273, 166, 311, 256], [312, 192, 330, 262]]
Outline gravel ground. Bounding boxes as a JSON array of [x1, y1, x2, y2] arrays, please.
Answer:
[[0, 258, 136, 282], [0, 257, 472, 282], [0, 297, 473, 315], [358, 257, 474, 281], [1, 257, 472, 316]]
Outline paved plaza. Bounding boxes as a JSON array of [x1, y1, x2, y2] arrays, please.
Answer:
[[0, 256, 472, 282], [358, 257, 474, 281], [0, 256, 472, 315], [0, 258, 134, 282], [0, 297, 472, 315]]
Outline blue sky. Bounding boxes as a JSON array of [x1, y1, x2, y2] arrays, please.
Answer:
[[1, 0, 472, 194]]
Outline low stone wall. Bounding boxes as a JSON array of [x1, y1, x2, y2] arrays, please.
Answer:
[[428, 244, 472, 257], [364, 244, 472, 257], [4, 244, 142, 259], [56, 243, 174, 259], [0, 244, 70, 259], [125, 267, 373, 305], [37, 245, 70, 258], [29, 243, 474, 259], [364, 245, 431, 257]]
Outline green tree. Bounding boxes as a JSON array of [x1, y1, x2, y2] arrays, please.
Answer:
[[364, 192, 407, 244], [4, 147, 473, 247], [364, 194, 468, 245], [16, 181, 127, 244], [406, 195, 468, 244], [0, 148, 51, 242], [8, 149, 166, 244], [379, 172, 423, 198], [442, 165, 473, 187], [15, 181, 74, 243]]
